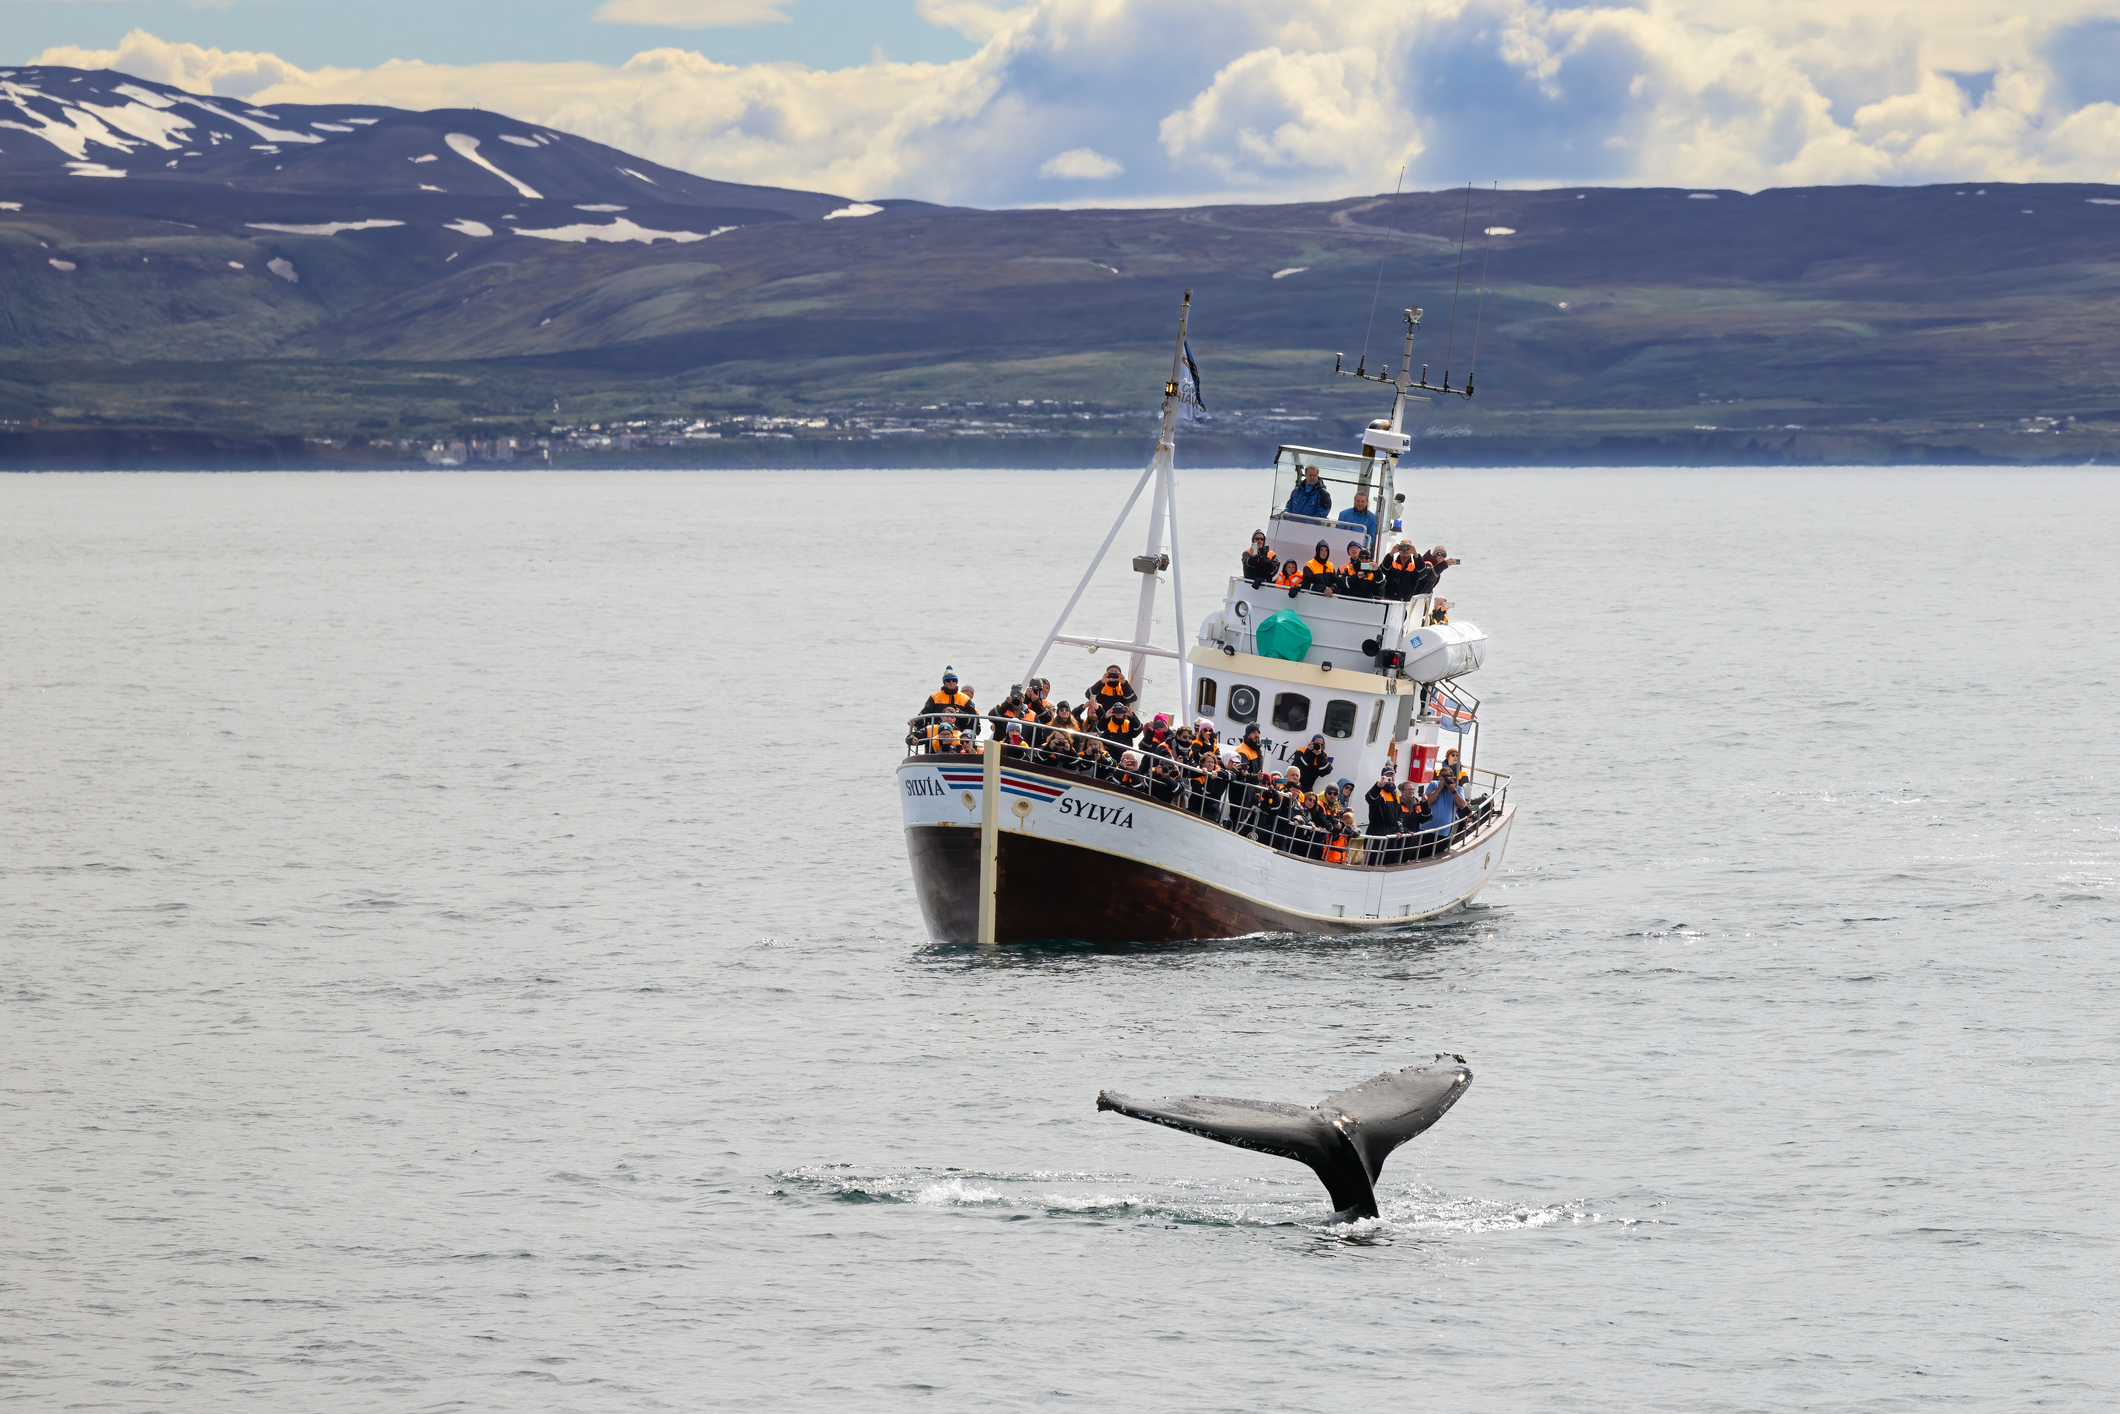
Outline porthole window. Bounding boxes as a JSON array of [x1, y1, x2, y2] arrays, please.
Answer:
[[1271, 692, 1311, 732], [1323, 699, 1358, 739], [1227, 684, 1259, 724], [1197, 677, 1218, 714]]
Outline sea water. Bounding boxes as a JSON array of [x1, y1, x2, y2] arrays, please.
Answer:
[[3, 467, 2115, 1411]]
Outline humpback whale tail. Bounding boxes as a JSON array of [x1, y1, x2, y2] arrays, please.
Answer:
[[1096, 1056, 1473, 1220]]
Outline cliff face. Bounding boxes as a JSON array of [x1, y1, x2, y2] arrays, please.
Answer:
[[6, 65, 2120, 463]]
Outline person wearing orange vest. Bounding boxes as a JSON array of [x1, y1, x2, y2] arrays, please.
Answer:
[[1296, 541, 1337, 597], [1139, 712, 1175, 757], [1381, 543, 1422, 599], [1084, 664, 1139, 711], [1096, 701, 1143, 751], [1272, 560, 1304, 589], [1042, 727, 1081, 771], [1342, 547, 1382, 599], [988, 686, 1033, 735], [1324, 818, 1350, 864], [916, 669, 975, 729], [1365, 770, 1404, 864], [1290, 735, 1334, 792]]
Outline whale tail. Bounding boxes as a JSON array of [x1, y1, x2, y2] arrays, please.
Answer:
[[1096, 1056, 1472, 1219]]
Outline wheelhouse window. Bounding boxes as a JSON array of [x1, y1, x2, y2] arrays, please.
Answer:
[[1323, 699, 1358, 739], [1271, 692, 1311, 732], [1196, 677, 1218, 714], [1227, 684, 1259, 724]]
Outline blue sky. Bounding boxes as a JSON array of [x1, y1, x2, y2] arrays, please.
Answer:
[[4, 0, 978, 70], [19, 1, 2120, 206]]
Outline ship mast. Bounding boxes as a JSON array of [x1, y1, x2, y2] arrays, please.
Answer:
[[1021, 291, 1192, 719]]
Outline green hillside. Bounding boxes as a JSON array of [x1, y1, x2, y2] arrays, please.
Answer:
[[6, 172, 2120, 465]]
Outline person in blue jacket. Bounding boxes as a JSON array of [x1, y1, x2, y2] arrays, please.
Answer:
[[1285, 464, 1332, 518], [1424, 770, 1466, 850], [1336, 489, 1378, 539]]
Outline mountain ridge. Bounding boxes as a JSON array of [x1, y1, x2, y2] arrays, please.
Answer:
[[5, 64, 2120, 466]]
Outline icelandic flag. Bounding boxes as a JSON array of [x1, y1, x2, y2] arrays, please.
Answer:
[[1177, 339, 1207, 424]]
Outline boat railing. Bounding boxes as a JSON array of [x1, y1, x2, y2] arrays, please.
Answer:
[[903, 713, 1506, 868]]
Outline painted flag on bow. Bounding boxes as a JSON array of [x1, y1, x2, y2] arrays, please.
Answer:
[[1177, 339, 1208, 424]]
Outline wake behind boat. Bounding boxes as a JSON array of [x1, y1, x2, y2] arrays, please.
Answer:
[[900, 292, 1514, 944]]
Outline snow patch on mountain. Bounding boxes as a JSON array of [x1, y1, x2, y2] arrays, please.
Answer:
[[575, 204, 626, 212], [268, 257, 298, 282], [311, 121, 353, 133], [499, 134, 539, 148], [174, 95, 322, 146], [110, 83, 173, 109], [824, 202, 882, 219], [447, 133, 543, 200], [510, 216, 709, 245], [445, 219, 493, 237], [81, 99, 192, 149], [617, 167, 657, 185], [67, 161, 126, 178], [246, 219, 405, 235]]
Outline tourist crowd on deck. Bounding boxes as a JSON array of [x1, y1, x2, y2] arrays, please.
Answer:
[[908, 666, 1483, 866], [1251, 462, 1463, 608]]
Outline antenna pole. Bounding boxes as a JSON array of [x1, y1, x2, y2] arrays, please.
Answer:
[[1465, 182, 1500, 395], [1440, 182, 1472, 390], [1356, 166, 1406, 376], [1390, 307, 1423, 432]]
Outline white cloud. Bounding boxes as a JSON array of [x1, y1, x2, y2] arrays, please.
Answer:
[[915, 0, 1021, 44], [592, 0, 794, 27], [29, 30, 307, 100], [1038, 146, 1121, 179], [32, 4, 2120, 206]]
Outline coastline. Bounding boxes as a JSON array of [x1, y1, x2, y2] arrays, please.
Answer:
[[2, 426, 2109, 472]]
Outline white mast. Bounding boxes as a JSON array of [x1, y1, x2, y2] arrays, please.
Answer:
[[1128, 291, 1190, 702], [1020, 291, 1193, 719]]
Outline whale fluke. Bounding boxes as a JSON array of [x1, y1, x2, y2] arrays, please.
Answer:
[[1096, 1055, 1473, 1219]]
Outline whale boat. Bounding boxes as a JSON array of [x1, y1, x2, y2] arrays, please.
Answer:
[[900, 293, 1515, 944]]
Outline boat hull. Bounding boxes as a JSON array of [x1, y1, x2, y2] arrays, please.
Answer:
[[898, 756, 1513, 944]]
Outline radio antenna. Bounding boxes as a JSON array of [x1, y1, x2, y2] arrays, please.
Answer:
[[1440, 182, 1472, 391], [1355, 166, 1405, 377], [1464, 182, 1500, 396]]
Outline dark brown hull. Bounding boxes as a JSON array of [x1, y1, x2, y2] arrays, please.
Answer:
[[906, 825, 1389, 944]]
